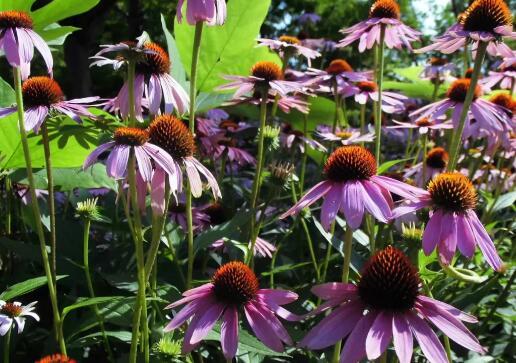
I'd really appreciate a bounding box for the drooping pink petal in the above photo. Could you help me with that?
[405,311,448,363]
[151,167,166,215]
[392,313,413,363]
[244,303,284,352]
[437,213,457,265]
[466,210,503,271]
[221,306,239,359]
[360,180,392,223]
[339,311,377,363]
[251,301,292,345]
[83,141,116,170]
[280,181,332,218]
[320,184,342,230]
[366,311,393,360]
[416,295,477,323]
[422,210,443,255]
[310,283,357,300]
[188,302,225,345]
[341,181,365,229]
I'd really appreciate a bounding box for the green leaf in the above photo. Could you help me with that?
[0,0,36,12]
[40,24,79,45]
[31,0,100,30]
[69,330,132,347]
[0,78,15,107]
[195,92,233,113]
[0,115,105,169]
[194,210,252,253]
[161,14,188,90]
[281,96,336,131]
[491,192,516,213]
[62,296,124,320]
[175,0,281,92]
[206,324,288,356]
[10,164,117,191]
[377,158,409,174]
[0,275,67,301]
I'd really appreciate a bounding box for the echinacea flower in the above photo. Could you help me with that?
[147,115,221,208]
[300,246,485,363]
[206,134,256,167]
[0,11,52,79]
[388,117,453,135]
[211,236,276,258]
[116,41,189,120]
[341,81,407,113]
[0,300,39,335]
[410,78,512,136]
[393,172,504,271]
[307,59,372,92]
[35,354,77,363]
[416,0,515,57]
[176,0,227,26]
[164,261,298,358]
[280,123,327,153]
[0,76,99,133]
[480,61,516,91]
[83,126,178,212]
[257,36,321,66]
[298,12,321,26]
[218,61,304,98]
[315,125,375,145]
[337,0,421,52]
[169,200,210,232]
[404,147,449,187]
[89,33,152,70]
[280,146,426,230]
[419,57,456,82]
[206,108,229,122]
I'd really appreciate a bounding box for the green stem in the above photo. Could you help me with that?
[374,25,386,166]
[41,123,57,288]
[185,21,204,289]
[127,60,136,127]
[82,219,114,362]
[3,327,11,363]
[447,41,488,171]
[13,67,65,354]
[6,177,12,235]
[439,261,485,284]
[332,78,341,133]
[321,222,336,282]
[432,77,441,102]
[290,180,320,281]
[360,103,366,135]
[299,114,309,194]
[128,155,147,363]
[246,91,269,266]
[421,133,428,187]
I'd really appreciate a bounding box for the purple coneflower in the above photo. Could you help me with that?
[0,11,52,79]
[416,0,514,57]
[211,236,276,258]
[205,108,229,122]
[176,0,227,26]
[147,115,221,206]
[164,261,298,358]
[89,34,152,70]
[480,59,516,91]
[280,146,425,230]
[337,0,421,52]
[257,36,321,66]
[404,147,449,187]
[411,78,512,136]
[315,125,375,145]
[393,172,504,271]
[307,59,372,91]
[300,246,485,363]
[169,200,210,232]
[419,57,456,83]
[342,81,407,113]
[388,116,453,135]
[83,126,177,212]
[298,12,321,26]
[280,123,327,153]
[0,300,39,335]
[207,134,256,167]
[0,76,99,133]
[218,61,304,98]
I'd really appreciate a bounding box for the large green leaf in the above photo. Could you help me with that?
[385,66,449,101]
[0,275,67,301]
[0,114,106,169]
[0,78,15,107]
[161,14,188,90]
[62,296,124,321]
[174,0,281,92]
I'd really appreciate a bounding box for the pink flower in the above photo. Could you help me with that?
[404,147,449,187]
[169,199,210,232]
[307,59,372,92]
[419,57,456,83]
[480,70,516,91]
[337,0,420,52]
[164,261,298,358]
[211,236,276,258]
[341,81,407,113]
[416,0,514,57]
[147,115,221,212]
[280,123,327,153]
[176,0,227,26]
[410,79,512,139]
[82,127,178,213]
[388,117,453,135]
[280,146,426,230]
[393,172,504,271]
[315,125,375,145]
[0,11,52,79]
[0,77,100,133]
[300,246,485,363]
[257,36,321,66]
[218,61,304,98]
